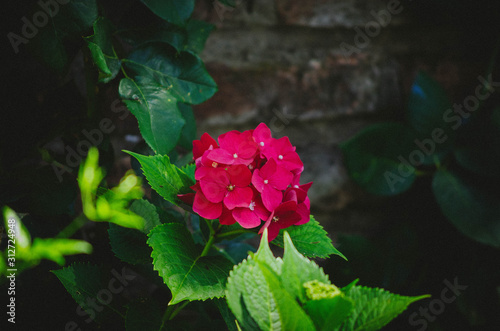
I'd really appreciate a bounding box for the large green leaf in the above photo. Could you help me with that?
[226,231,315,331]
[178,103,197,150]
[407,71,455,154]
[120,77,185,155]
[338,286,429,331]
[139,0,195,26]
[148,223,233,304]
[432,168,500,247]
[272,216,346,259]
[281,232,330,303]
[125,151,194,205]
[340,123,418,195]
[123,43,217,105]
[85,17,121,83]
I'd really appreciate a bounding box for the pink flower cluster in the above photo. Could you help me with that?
[180,123,311,241]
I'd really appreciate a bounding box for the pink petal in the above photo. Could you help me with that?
[259,157,277,179]
[233,208,261,228]
[295,203,310,225]
[193,133,218,159]
[253,123,272,148]
[193,191,222,219]
[208,148,236,164]
[200,168,229,203]
[224,186,253,210]
[266,222,281,242]
[251,169,266,192]
[269,165,293,190]
[262,186,282,212]
[281,151,304,172]
[227,165,252,187]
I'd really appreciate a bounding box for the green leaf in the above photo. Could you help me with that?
[131,199,162,234]
[303,281,354,331]
[85,17,121,83]
[255,229,283,274]
[272,216,346,259]
[29,238,92,265]
[125,298,163,331]
[340,123,418,195]
[281,232,330,303]
[148,223,233,304]
[140,0,195,26]
[119,77,185,155]
[178,103,197,150]
[125,151,194,205]
[214,299,239,331]
[432,168,500,247]
[407,71,455,156]
[117,25,186,52]
[123,43,217,105]
[185,20,216,54]
[338,286,429,331]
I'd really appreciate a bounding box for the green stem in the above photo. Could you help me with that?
[200,232,216,257]
[56,214,88,238]
[168,301,190,320]
[216,229,255,239]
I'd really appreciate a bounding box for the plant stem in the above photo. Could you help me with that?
[56,214,88,238]
[201,232,216,257]
[216,229,255,239]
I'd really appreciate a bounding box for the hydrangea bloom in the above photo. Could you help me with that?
[183,123,311,241]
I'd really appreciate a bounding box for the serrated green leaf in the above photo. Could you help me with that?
[273,216,346,259]
[432,168,500,247]
[140,0,195,26]
[185,20,215,54]
[123,43,217,105]
[281,232,330,303]
[148,223,233,304]
[340,123,418,195]
[120,77,185,155]
[29,238,92,265]
[255,229,282,274]
[339,286,429,331]
[304,295,354,331]
[125,151,194,205]
[85,17,121,83]
[130,199,162,234]
[125,298,163,331]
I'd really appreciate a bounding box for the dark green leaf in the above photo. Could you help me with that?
[125,151,194,205]
[340,123,418,195]
[120,77,185,155]
[123,43,217,105]
[214,299,239,331]
[139,0,195,26]
[85,17,121,83]
[338,286,429,331]
[148,223,233,304]
[432,168,500,247]
[273,216,346,259]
